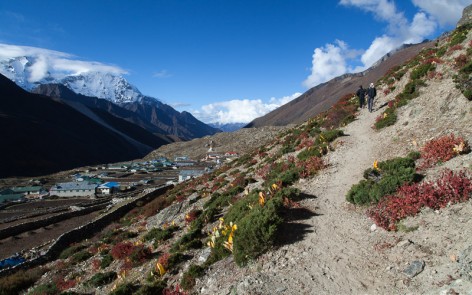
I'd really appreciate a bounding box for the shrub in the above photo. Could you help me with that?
[143,227,176,247]
[296,144,326,161]
[136,281,167,295]
[419,134,470,169]
[59,244,87,260]
[87,271,117,287]
[180,264,205,290]
[297,157,326,178]
[346,157,417,205]
[368,170,472,230]
[111,242,135,260]
[27,283,58,295]
[374,108,397,130]
[233,196,283,266]
[70,250,93,264]
[100,254,113,269]
[410,62,435,80]
[0,268,46,295]
[171,224,204,253]
[455,54,468,68]
[109,282,140,295]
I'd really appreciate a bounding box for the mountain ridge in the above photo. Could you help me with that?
[245,40,435,128]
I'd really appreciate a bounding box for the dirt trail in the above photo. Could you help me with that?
[199,107,403,294]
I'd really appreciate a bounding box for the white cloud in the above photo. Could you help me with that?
[153,69,172,78]
[0,43,126,82]
[193,92,302,124]
[302,40,361,88]
[303,0,461,89]
[412,0,471,26]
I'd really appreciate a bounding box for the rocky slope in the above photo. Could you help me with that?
[2,13,472,295]
[245,41,435,128]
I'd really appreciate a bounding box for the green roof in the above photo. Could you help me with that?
[0,194,25,203]
[11,186,42,193]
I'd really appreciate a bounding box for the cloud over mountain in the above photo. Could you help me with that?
[303,0,467,89]
[192,92,302,124]
[0,43,126,82]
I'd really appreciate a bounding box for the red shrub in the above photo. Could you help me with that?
[91,258,101,270]
[368,169,472,231]
[54,278,76,291]
[111,242,134,260]
[184,209,200,224]
[423,57,442,64]
[448,44,464,53]
[297,157,325,178]
[163,284,188,295]
[454,54,468,68]
[383,88,391,95]
[158,252,170,268]
[419,134,470,169]
[296,138,314,151]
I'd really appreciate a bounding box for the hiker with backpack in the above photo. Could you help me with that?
[356,85,366,109]
[367,82,377,112]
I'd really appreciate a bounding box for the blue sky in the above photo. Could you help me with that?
[0,0,470,123]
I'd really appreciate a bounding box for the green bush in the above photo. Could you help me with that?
[180,264,205,290]
[170,225,204,253]
[224,190,259,223]
[135,281,167,295]
[143,226,176,247]
[109,283,139,295]
[70,250,92,264]
[233,197,283,266]
[374,108,397,130]
[100,253,113,269]
[59,244,87,260]
[167,252,185,269]
[87,271,117,287]
[407,151,421,160]
[318,129,344,143]
[263,161,301,186]
[27,283,58,295]
[346,157,416,205]
[297,145,325,161]
[410,62,435,80]
[346,180,375,204]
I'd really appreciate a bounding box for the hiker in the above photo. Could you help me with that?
[356,85,366,108]
[367,82,377,112]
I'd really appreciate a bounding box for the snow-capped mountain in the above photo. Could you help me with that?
[0,56,144,103]
[209,122,246,132]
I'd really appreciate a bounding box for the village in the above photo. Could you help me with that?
[0,150,239,269]
[0,149,239,204]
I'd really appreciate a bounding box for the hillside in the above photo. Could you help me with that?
[0,75,148,178]
[144,125,291,161]
[246,41,435,128]
[1,18,472,295]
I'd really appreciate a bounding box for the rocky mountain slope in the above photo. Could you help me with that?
[0,60,221,141]
[245,41,435,128]
[2,12,472,295]
[0,74,154,178]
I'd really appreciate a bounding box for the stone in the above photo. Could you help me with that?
[370,224,377,232]
[403,260,425,278]
[198,247,212,263]
[397,240,412,248]
[459,245,472,282]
